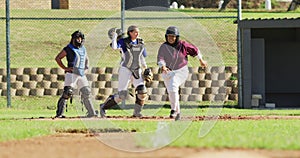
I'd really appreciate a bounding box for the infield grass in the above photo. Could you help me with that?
[1,8,300,150]
[1,96,300,150]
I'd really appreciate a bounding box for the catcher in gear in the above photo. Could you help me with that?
[54,30,97,118]
[157,26,207,121]
[99,25,150,118]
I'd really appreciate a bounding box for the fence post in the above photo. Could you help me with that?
[6,0,11,108]
[121,0,125,33]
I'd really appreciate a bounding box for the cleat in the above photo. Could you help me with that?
[175,113,181,121]
[133,104,143,118]
[100,104,106,118]
[86,114,97,118]
[169,110,177,118]
[55,115,66,118]
[133,113,143,118]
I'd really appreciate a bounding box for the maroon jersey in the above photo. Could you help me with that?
[157,40,199,70]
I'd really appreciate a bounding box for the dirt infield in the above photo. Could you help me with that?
[17,114,300,121]
[1,115,300,158]
[1,133,300,158]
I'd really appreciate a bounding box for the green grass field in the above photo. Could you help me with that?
[1,96,300,150]
[0,9,299,68]
[0,8,300,150]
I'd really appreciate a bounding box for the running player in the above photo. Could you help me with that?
[157,26,207,121]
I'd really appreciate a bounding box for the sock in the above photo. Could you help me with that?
[169,91,180,113]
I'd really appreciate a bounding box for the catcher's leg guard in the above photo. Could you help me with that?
[55,86,73,118]
[133,104,143,117]
[56,97,67,118]
[80,86,97,117]
[133,85,147,117]
[100,95,118,117]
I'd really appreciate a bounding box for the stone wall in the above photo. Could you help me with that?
[0,66,238,102]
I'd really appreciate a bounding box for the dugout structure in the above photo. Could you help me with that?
[239,18,300,108]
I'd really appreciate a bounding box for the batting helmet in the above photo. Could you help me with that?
[165,26,180,37]
[165,26,180,46]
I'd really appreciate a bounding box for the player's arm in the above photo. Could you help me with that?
[142,48,147,57]
[185,41,207,68]
[157,47,169,73]
[197,50,207,68]
[140,55,147,69]
[84,55,90,74]
[111,32,122,50]
[55,50,72,72]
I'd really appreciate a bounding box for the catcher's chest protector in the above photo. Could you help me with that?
[122,39,144,71]
[67,44,87,76]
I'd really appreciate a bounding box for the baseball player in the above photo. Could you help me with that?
[55,30,97,118]
[157,26,207,121]
[100,25,151,118]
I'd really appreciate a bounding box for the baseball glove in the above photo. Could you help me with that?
[143,68,153,83]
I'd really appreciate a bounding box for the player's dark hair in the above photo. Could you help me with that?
[127,25,138,37]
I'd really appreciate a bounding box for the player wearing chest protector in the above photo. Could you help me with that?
[55,30,97,118]
[100,25,148,118]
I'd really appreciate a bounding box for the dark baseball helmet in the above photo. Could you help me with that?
[165,26,180,37]
[71,30,85,47]
[165,26,180,46]
[71,30,85,39]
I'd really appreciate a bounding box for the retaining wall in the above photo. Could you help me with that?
[0,66,238,102]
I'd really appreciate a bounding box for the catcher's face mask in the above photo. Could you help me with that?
[108,28,123,40]
[71,30,85,47]
[73,37,83,47]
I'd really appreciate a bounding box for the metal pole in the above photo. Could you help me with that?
[238,0,242,20]
[237,0,242,108]
[121,0,125,33]
[5,0,11,108]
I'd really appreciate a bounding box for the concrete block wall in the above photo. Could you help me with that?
[0,66,238,102]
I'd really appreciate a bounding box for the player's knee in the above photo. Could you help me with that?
[62,86,73,99]
[80,86,91,99]
[135,85,147,105]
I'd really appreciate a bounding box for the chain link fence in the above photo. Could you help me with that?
[0,0,238,109]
